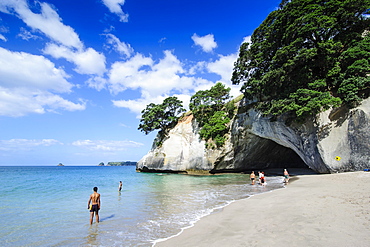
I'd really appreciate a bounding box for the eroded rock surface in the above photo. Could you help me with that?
[137,98,370,174]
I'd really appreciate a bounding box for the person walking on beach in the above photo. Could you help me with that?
[88,187,100,225]
[118,181,122,192]
[283,169,290,184]
[250,171,256,185]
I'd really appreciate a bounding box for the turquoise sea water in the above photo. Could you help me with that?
[0,166,285,246]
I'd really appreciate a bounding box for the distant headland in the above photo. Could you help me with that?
[98,161,137,166]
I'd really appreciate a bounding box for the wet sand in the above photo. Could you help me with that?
[155,171,370,247]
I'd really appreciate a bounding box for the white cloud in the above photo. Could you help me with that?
[207,53,241,97]
[102,0,129,22]
[188,61,207,75]
[44,43,106,75]
[112,93,193,118]
[18,27,40,40]
[0,47,86,117]
[0,87,86,117]
[108,50,196,96]
[108,53,153,94]
[207,53,238,83]
[0,23,8,41]
[242,35,252,44]
[112,96,166,116]
[0,47,71,92]
[72,48,106,75]
[191,33,217,53]
[0,0,83,49]
[105,33,134,58]
[109,51,217,116]
[1,0,106,76]
[159,37,167,43]
[0,139,62,151]
[86,76,108,91]
[72,139,143,151]
[0,33,6,41]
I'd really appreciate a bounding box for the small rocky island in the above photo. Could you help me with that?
[57,163,64,166]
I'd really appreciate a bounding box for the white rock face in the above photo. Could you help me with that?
[137,114,218,172]
[137,98,370,173]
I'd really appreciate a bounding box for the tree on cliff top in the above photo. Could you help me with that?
[138,96,186,135]
[189,82,232,126]
[189,82,234,148]
[232,0,370,121]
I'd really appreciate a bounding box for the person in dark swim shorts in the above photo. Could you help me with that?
[88,187,101,225]
[250,171,256,185]
[90,204,99,212]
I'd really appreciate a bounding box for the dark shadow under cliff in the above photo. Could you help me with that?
[212,136,309,173]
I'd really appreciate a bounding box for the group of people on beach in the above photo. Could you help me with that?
[249,169,290,186]
[88,171,291,225]
[249,171,266,186]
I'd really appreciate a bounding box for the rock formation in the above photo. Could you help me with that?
[137,97,370,174]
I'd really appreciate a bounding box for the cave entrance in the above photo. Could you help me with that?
[233,136,313,173]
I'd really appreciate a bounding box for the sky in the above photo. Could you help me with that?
[0,0,281,165]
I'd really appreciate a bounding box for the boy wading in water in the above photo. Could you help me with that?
[88,187,101,225]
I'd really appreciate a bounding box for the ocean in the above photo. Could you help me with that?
[0,166,285,246]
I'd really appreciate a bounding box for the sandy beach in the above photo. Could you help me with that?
[156,171,370,247]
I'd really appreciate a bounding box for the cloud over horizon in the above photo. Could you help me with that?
[72,139,143,151]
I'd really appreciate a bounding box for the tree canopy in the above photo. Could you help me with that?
[189,82,234,147]
[138,96,186,135]
[232,0,370,120]
[138,83,234,148]
[189,82,232,126]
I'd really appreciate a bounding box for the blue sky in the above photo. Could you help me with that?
[0,0,280,165]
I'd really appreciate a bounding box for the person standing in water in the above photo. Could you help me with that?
[88,187,101,225]
[260,172,266,186]
[258,171,263,184]
[250,171,256,185]
[118,181,122,192]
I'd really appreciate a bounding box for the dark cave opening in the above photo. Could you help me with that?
[241,138,308,169]
[213,136,314,174]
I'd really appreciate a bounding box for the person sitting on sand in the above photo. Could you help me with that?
[250,171,256,185]
[88,187,101,225]
[283,169,290,184]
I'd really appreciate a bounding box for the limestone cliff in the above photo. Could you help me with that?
[137,97,370,174]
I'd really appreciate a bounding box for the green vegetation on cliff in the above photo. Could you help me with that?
[190,82,235,148]
[138,83,237,148]
[232,0,370,121]
[138,96,186,135]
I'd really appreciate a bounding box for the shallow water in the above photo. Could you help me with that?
[0,166,285,246]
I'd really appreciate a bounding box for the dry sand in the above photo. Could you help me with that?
[155,171,370,247]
